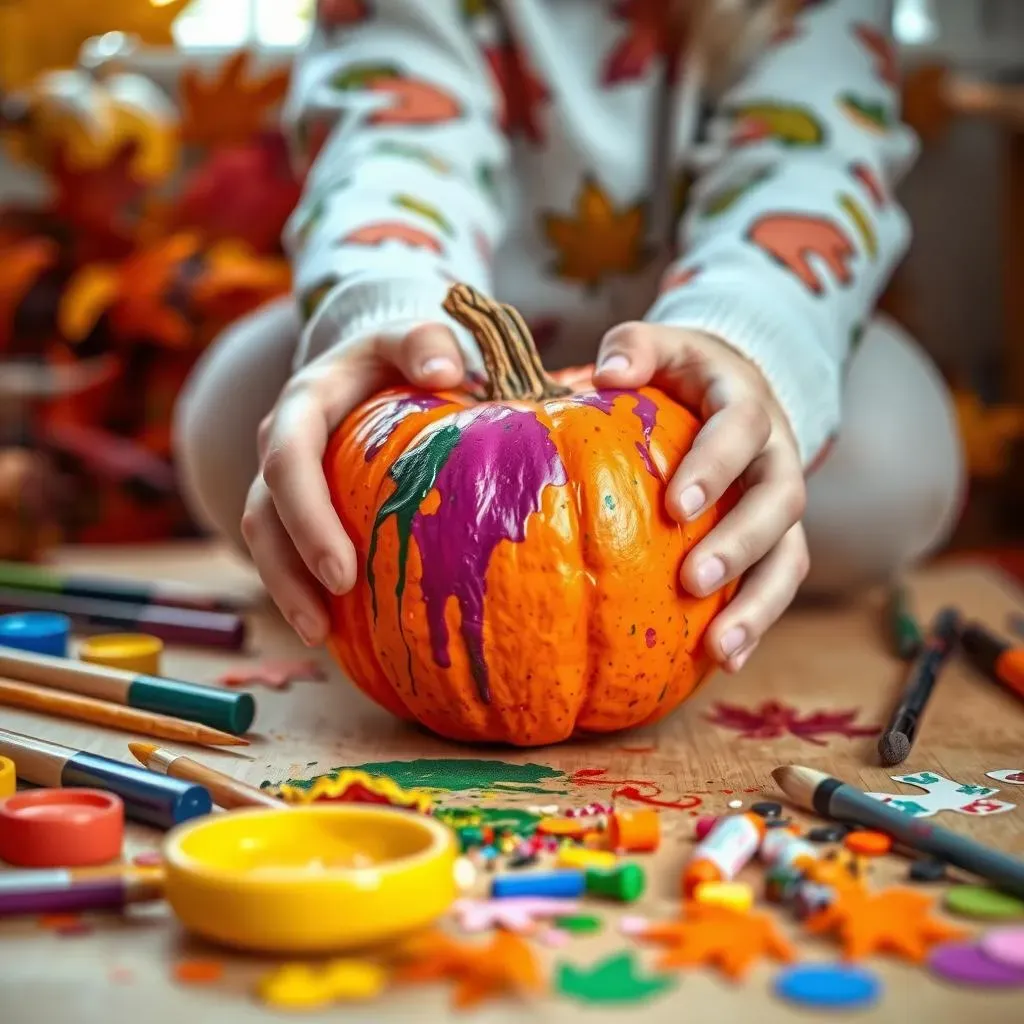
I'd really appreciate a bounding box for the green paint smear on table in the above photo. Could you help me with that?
[272,758,567,795]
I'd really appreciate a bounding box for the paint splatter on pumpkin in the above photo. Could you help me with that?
[323,284,737,745]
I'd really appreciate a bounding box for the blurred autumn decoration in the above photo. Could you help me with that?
[0,34,298,554]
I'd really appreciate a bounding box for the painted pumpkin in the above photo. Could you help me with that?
[323,284,737,746]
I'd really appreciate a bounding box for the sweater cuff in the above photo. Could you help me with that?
[646,280,840,467]
[295,276,484,374]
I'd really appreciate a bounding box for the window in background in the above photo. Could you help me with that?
[173,0,312,48]
[174,0,942,51]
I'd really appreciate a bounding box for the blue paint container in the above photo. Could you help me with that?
[0,612,70,657]
[491,869,586,899]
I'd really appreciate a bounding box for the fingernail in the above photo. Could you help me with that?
[696,556,726,593]
[679,485,706,519]
[719,625,747,657]
[597,354,630,374]
[421,356,457,378]
[318,556,345,594]
[290,612,319,646]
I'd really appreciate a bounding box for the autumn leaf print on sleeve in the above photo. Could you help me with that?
[283,0,508,368]
[645,0,917,467]
[746,212,857,294]
[541,176,648,289]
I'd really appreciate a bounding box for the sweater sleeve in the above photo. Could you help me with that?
[282,0,508,371]
[645,0,918,466]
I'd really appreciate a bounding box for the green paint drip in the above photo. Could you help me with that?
[277,758,565,796]
[367,424,461,621]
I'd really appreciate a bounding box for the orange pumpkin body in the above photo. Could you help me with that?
[324,360,737,746]
[323,285,736,746]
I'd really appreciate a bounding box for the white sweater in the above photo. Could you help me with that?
[284,0,917,466]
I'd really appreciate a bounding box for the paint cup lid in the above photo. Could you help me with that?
[80,633,163,675]
[0,612,70,657]
[0,756,14,798]
[0,788,124,868]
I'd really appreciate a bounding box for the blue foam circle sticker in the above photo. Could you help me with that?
[774,963,881,1009]
[0,612,70,657]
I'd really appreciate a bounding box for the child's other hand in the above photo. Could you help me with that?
[593,323,808,672]
[242,324,465,645]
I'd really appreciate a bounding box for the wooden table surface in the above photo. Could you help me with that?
[2,544,1024,1023]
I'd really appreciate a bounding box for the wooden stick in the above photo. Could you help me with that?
[0,677,247,747]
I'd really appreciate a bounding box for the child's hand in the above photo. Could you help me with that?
[242,324,465,645]
[593,323,809,672]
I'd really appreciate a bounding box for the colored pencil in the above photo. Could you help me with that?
[0,646,254,735]
[0,865,164,918]
[0,560,255,613]
[960,622,1024,704]
[0,586,245,650]
[0,677,246,747]
[884,583,924,660]
[877,606,960,766]
[129,742,281,810]
[772,765,1024,899]
[0,729,212,829]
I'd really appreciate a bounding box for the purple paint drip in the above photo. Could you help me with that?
[409,406,567,702]
[575,390,660,476]
[645,628,657,648]
[363,394,447,462]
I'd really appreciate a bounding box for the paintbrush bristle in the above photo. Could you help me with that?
[771,765,830,810]
[128,741,158,764]
[878,731,911,766]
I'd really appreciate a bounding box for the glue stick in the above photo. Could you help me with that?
[682,812,765,897]
[759,827,820,872]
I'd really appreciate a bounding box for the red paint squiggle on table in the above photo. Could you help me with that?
[569,769,702,811]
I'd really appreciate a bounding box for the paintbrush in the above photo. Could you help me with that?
[772,765,1024,899]
[129,742,281,810]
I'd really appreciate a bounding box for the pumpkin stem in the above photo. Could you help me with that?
[443,283,570,401]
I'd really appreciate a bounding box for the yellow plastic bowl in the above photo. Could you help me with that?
[162,806,457,953]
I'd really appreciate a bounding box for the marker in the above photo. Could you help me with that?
[682,812,766,896]
[0,560,253,612]
[772,765,1024,899]
[129,743,281,810]
[877,606,960,766]
[0,646,254,735]
[0,587,245,650]
[960,622,1024,704]
[491,870,586,899]
[0,729,212,829]
[0,865,164,918]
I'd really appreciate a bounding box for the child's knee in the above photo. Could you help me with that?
[801,316,965,597]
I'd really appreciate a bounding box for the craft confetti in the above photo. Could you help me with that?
[640,904,796,979]
[865,772,1016,818]
[981,927,1024,969]
[804,887,967,961]
[173,959,225,986]
[944,886,1024,920]
[775,963,882,1010]
[217,658,327,689]
[556,951,676,1005]
[928,942,1024,987]
[258,960,388,1009]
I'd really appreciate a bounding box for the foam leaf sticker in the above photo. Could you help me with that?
[557,951,675,1005]
[180,51,290,148]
